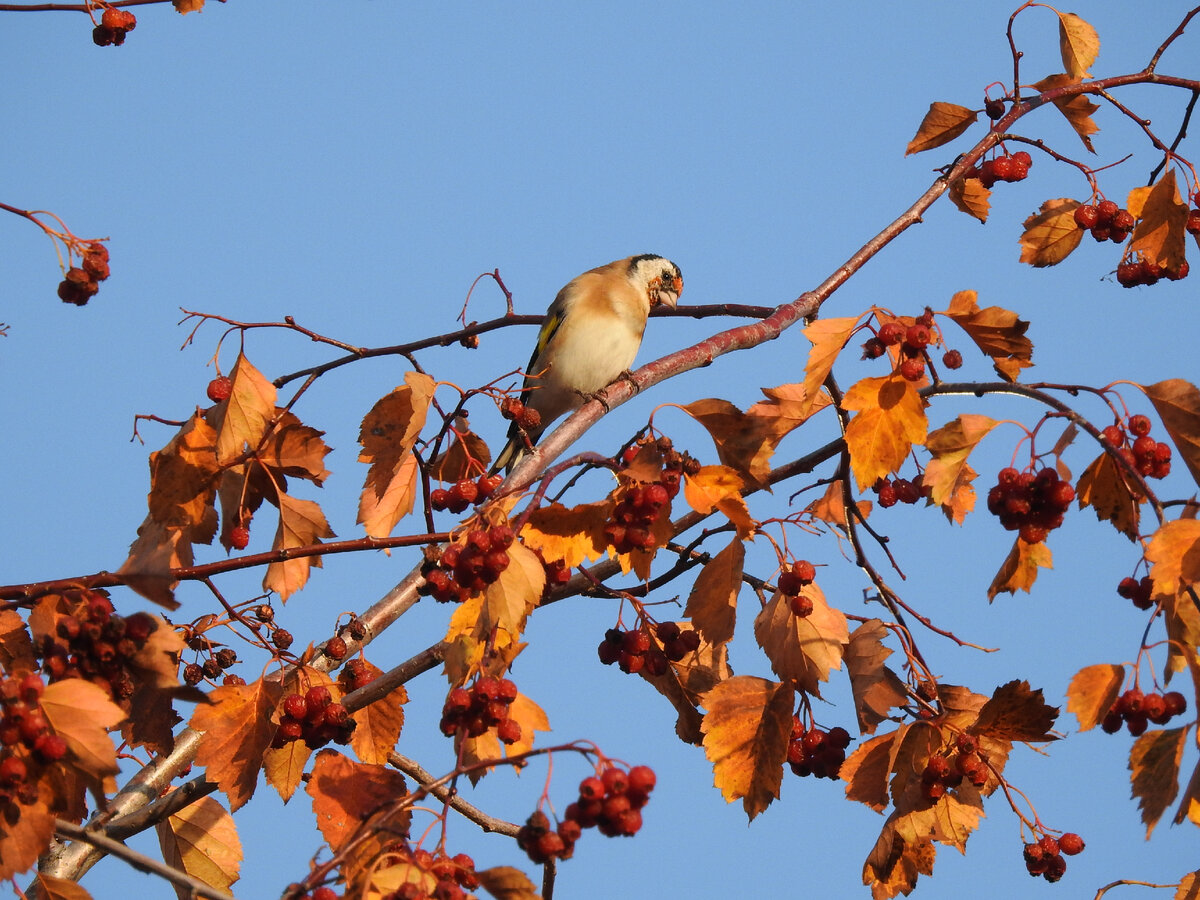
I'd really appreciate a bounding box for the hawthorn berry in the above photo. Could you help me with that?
[229,525,250,550]
[942,348,963,369]
[1073,204,1100,229]
[207,376,233,403]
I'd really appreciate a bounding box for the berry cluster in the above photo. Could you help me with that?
[419,524,516,603]
[985,466,1075,544]
[968,150,1033,188]
[499,396,542,436]
[1,672,69,810]
[1101,687,1187,736]
[1116,255,1189,286]
[778,560,817,617]
[182,646,240,686]
[430,473,504,514]
[597,621,700,675]
[787,717,851,779]
[604,482,673,554]
[860,310,949,383]
[1102,415,1172,480]
[1116,574,1155,610]
[1023,832,1084,883]
[439,676,522,745]
[519,764,657,864]
[873,474,928,509]
[272,685,355,750]
[338,657,375,693]
[57,242,111,306]
[93,6,137,45]
[376,848,479,900]
[36,590,157,703]
[919,734,989,800]
[1073,199,1135,243]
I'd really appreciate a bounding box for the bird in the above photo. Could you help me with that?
[491,254,683,474]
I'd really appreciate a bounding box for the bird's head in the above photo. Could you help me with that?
[629,254,683,309]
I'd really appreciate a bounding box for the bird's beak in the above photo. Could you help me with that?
[653,276,682,309]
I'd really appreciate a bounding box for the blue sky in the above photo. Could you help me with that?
[3,1,1199,898]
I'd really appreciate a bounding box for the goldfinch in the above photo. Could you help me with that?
[492,254,683,473]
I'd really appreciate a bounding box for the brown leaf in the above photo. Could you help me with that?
[1130,727,1187,838]
[801,317,861,415]
[1130,168,1189,273]
[753,583,849,696]
[862,819,936,899]
[1034,74,1100,152]
[307,749,409,852]
[846,620,909,734]
[117,518,190,609]
[948,175,991,222]
[431,424,492,482]
[476,866,540,900]
[683,538,744,647]
[1019,197,1085,267]
[971,680,1058,743]
[214,353,278,465]
[905,102,978,155]
[683,465,756,539]
[0,609,36,674]
[349,661,408,766]
[0,784,56,881]
[1066,663,1124,732]
[1175,761,1200,827]
[264,493,336,600]
[357,373,436,536]
[147,413,220,542]
[805,479,872,529]
[1076,451,1142,540]
[1144,379,1200,488]
[34,875,93,900]
[700,676,793,819]
[191,680,282,811]
[260,411,332,486]
[1057,12,1100,79]
[638,626,731,745]
[40,678,126,780]
[987,537,1053,600]
[842,730,897,811]
[155,794,242,895]
[520,500,610,568]
[842,375,928,490]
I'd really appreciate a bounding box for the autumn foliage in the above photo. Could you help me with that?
[5,3,1200,900]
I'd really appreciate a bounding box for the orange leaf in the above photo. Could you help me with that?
[1034,74,1100,152]
[801,316,862,415]
[805,478,872,529]
[841,730,897,811]
[683,537,744,647]
[924,414,998,511]
[638,625,730,745]
[307,749,409,852]
[358,373,436,536]
[842,375,928,490]
[357,452,419,540]
[264,493,336,600]
[476,866,540,900]
[1076,451,1141,540]
[482,541,546,635]
[155,794,242,894]
[40,678,126,780]
[260,411,332,485]
[0,791,56,881]
[1175,763,1200,828]
[748,381,833,434]
[681,399,777,490]
[700,675,793,819]
[173,0,204,11]
[117,519,190,609]
[1143,379,1200,488]
[987,537,1053,600]
[520,500,610,568]
[498,691,550,759]
[33,876,93,900]
[1057,12,1099,79]
[753,583,849,696]
[971,680,1058,743]
[1067,663,1124,732]
[846,620,910,735]
[905,102,978,155]
[431,424,492,482]
[862,819,936,899]
[1130,727,1187,838]
[1146,519,1200,596]
[1019,197,1084,267]
[214,353,278,465]
[348,661,408,766]
[683,465,756,538]
[949,176,991,222]
[264,735,312,804]
[147,412,220,543]
[894,788,983,852]
[191,680,282,811]
[1130,168,1189,273]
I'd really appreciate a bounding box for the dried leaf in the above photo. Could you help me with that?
[1019,197,1084,267]
[842,375,928,490]
[987,537,1053,600]
[1129,168,1189,273]
[191,680,283,811]
[801,317,861,415]
[1034,74,1100,152]
[862,818,936,899]
[155,794,242,896]
[0,786,56,881]
[971,680,1058,743]
[520,500,609,567]
[754,583,849,696]
[949,175,991,222]
[260,411,332,486]
[264,493,336,600]
[1146,519,1200,596]
[34,875,93,900]
[0,609,36,674]
[40,679,126,780]
[349,661,408,766]
[1076,451,1142,540]
[1175,761,1200,827]
[431,423,492,482]
[683,538,744,647]
[1058,12,1099,79]
[683,465,756,538]
[805,478,872,529]
[476,866,540,900]
[846,620,910,734]
[1067,663,1124,732]
[924,414,998,518]
[117,518,190,609]
[638,627,731,745]
[842,730,897,811]
[147,413,220,542]
[905,102,978,155]
[307,749,409,852]
[1130,727,1186,838]
[1144,379,1200,488]
[700,676,793,819]
[357,373,436,536]
[214,353,277,465]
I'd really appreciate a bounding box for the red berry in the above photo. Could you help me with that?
[1073,204,1100,229]
[1101,424,1126,447]
[1112,209,1136,231]
[579,775,605,799]
[1127,415,1152,437]
[942,348,963,369]
[601,766,629,796]
[792,560,816,584]
[1096,199,1119,223]
[229,525,250,550]
[34,733,68,762]
[904,324,931,351]
[1187,209,1200,235]
[877,322,905,346]
[305,685,332,710]
[496,717,522,744]
[627,764,656,794]
[788,593,814,617]
[324,636,347,660]
[990,155,1016,181]
[898,357,925,382]
[1058,832,1084,855]
[207,376,233,403]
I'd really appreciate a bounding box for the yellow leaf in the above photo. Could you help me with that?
[987,537,1052,600]
[1130,169,1189,273]
[948,175,991,223]
[264,735,312,803]
[1067,663,1124,732]
[520,500,609,567]
[214,353,278,465]
[155,795,243,894]
[1034,74,1100,152]
[1019,197,1084,267]
[801,316,862,415]
[1130,727,1186,838]
[923,414,998,507]
[700,676,793,819]
[482,541,546,634]
[1144,379,1200,489]
[905,102,978,155]
[683,537,744,647]
[753,583,849,696]
[1146,519,1200,596]
[1058,12,1100,80]
[40,679,126,780]
[264,493,336,600]
[842,375,928,491]
[357,452,419,538]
